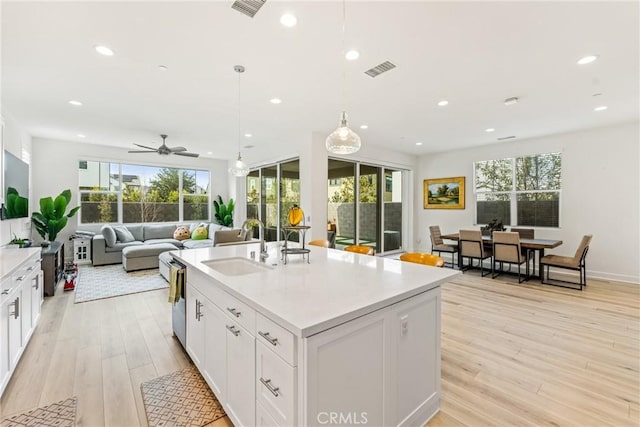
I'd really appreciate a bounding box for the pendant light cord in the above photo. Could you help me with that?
[341,0,347,114]
[237,69,241,158]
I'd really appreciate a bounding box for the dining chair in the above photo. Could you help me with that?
[492,231,532,283]
[399,253,445,267]
[540,235,592,290]
[344,245,375,256]
[308,239,330,248]
[459,229,492,277]
[429,225,458,268]
[510,227,535,261]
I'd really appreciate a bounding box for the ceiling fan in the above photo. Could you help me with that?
[128,134,199,157]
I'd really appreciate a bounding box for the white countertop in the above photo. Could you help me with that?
[172,243,460,337]
[0,247,41,280]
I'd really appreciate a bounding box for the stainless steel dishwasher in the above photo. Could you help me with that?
[170,259,186,349]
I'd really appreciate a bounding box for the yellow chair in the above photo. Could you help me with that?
[344,245,375,256]
[400,253,445,267]
[308,239,330,248]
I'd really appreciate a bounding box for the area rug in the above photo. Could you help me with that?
[141,366,226,427]
[75,265,168,303]
[0,397,77,427]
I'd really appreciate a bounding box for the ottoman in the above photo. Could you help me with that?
[122,243,178,272]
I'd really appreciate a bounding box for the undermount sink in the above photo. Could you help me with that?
[201,257,272,276]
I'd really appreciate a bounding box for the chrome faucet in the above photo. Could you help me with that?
[240,219,269,262]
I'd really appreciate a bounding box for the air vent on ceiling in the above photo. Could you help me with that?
[364,61,396,78]
[231,0,266,18]
[497,135,516,141]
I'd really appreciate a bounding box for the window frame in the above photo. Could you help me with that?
[78,160,211,224]
[473,153,562,229]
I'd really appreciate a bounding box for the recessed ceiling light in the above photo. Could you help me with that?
[416,142,423,146]
[345,50,360,60]
[158,65,168,71]
[244,133,253,138]
[594,105,608,111]
[360,125,368,129]
[270,98,282,104]
[77,134,86,138]
[485,128,496,133]
[437,100,449,107]
[69,100,83,106]
[504,97,519,106]
[244,145,255,149]
[207,151,213,155]
[577,55,598,65]
[280,13,297,27]
[95,45,114,56]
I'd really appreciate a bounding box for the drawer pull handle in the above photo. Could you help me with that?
[260,378,280,397]
[196,300,204,321]
[227,307,241,318]
[9,297,19,319]
[27,266,34,271]
[1,288,12,295]
[226,325,241,336]
[258,331,279,346]
[16,275,26,281]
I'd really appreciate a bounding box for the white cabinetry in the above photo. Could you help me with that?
[184,265,442,427]
[186,270,256,427]
[0,250,42,397]
[304,288,440,426]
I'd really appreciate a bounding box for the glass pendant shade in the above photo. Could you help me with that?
[325,111,361,154]
[229,152,249,177]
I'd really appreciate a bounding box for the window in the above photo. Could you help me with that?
[474,152,561,227]
[79,161,210,224]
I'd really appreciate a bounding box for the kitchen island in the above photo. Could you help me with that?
[172,243,460,427]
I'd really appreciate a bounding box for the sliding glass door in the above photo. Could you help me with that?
[327,159,404,254]
[246,158,300,243]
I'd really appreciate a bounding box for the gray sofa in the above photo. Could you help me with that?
[92,222,251,266]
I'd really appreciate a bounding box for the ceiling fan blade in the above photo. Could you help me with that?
[134,143,159,150]
[128,150,157,153]
[168,146,187,152]
[174,151,200,158]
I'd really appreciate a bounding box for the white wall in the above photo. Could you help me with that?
[0,108,32,245]
[414,121,640,283]
[30,137,230,259]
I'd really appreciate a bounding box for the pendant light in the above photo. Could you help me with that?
[325,0,361,155]
[229,65,250,177]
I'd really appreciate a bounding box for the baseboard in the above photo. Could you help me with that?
[547,268,639,285]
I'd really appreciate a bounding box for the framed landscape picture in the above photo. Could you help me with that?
[424,176,465,209]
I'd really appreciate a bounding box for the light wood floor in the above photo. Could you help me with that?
[0,271,638,426]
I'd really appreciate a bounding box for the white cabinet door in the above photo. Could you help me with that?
[203,303,228,400]
[30,271,43,328]
[8,289,22,369]
[19,275,32,346]
[186,285,206,369]
[0,297,10,393]
[393,290,440,426]
[225,321,255,427]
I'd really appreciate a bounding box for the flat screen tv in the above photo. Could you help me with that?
[2,149,30,219]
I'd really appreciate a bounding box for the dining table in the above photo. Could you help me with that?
[440,232,563,279]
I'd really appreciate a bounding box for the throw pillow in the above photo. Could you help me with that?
[114,225,136,243]
[174,226,191,241]
[191,226,208,240]
[101,224,117,247]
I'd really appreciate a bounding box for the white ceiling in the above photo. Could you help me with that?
[2,1,638,163]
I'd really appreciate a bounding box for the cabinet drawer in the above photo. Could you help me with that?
[256,313,296,366]
[256,341,296,427]
[218,291,255,335]
[256,401,280,427]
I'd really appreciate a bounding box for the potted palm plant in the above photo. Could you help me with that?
[31,189,80,245]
